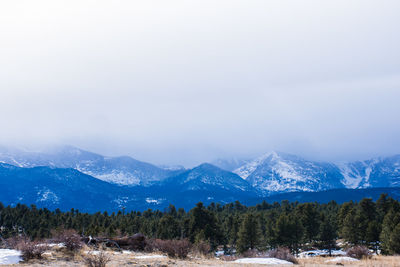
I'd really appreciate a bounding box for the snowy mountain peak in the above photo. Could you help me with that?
[233,151,286,180]
[233,151,344,195]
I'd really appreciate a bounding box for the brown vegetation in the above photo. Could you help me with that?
[144,238,192,258]
[84,250,111,267]
[16,239,48,261]
[55,229,83,252]
[268,247,298,264]
[346,245,372,260]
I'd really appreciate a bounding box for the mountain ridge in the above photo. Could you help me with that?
[2,145,400,205]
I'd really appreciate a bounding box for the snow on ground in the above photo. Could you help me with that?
[234,258,293,265]
[134,255,167,259]
[42,243,65,248]
[325,256,359,262]
[0,249,22,265]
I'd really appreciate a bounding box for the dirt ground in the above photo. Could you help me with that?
[4,248,400,267]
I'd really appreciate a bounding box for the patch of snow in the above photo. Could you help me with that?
[36,188,59,203]
[234,152,277,179]
[112,250,132,255]
[337,163,363,189]
[135,255,166,259]
[215,250,224,257]
[364,166,372,187]
[234,257,293,265]
[81,170,141,186]
[325,256,359,262]
[0,249,22,265]
[145,198,163,204]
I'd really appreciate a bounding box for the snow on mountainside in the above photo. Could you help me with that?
[233,151,344,195]
[148,163,260,207]
[338,155,400,188]
[164,163,256,193]
[0,146,180,186]
[233,151,400,195]
[1,145,400,196]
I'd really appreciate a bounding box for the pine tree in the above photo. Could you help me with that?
[189,202,222,248]
[296,203,320,243]
[380,209,400,254]
[157,215,180,239]
[388,223,400,254]
[237,213,261,253]
[319,214,336,255]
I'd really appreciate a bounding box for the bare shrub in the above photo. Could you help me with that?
[346,245,372,259]
[17,240,48,261]
[192,240,211,257]
[148,239,191,259]
[84,251,111,267]
[55,229,83,252]
[144,238,159,252]
[268,247,298,264]
[172,239,192,259]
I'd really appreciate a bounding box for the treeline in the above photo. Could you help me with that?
[1,194,400,255]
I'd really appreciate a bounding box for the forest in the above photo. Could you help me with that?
[1,194,400,255]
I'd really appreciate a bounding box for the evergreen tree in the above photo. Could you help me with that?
[318,214,336,255]
[157,215,180,240]
[296,203,319,243]
[237,213,261,253]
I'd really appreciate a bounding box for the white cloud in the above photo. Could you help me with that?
[0,1,399,166]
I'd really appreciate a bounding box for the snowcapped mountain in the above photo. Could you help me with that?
[233,151,344,195]
[147,163,260,207]
[2,145,400,203]
[0,162,260,211]
[0,146,182,186]
[162,163,256,193]
[233,151,400,195]
[2,146,400,211]
[338,155,400,188]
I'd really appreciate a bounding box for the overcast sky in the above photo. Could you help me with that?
[1,1,400,166]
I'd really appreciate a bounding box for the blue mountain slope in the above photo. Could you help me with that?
[0,163,259,211]
[139,163,260,209]
[1,162,400,212]
[0,146,183,186]
[0,163,135,212]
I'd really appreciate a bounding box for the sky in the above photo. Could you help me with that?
[0,1,400,167]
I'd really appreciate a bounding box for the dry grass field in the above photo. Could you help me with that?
[2,246,400,267]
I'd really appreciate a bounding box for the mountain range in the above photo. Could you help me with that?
[1,146,400,211]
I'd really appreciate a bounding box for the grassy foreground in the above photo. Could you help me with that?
[4,245,400,267]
